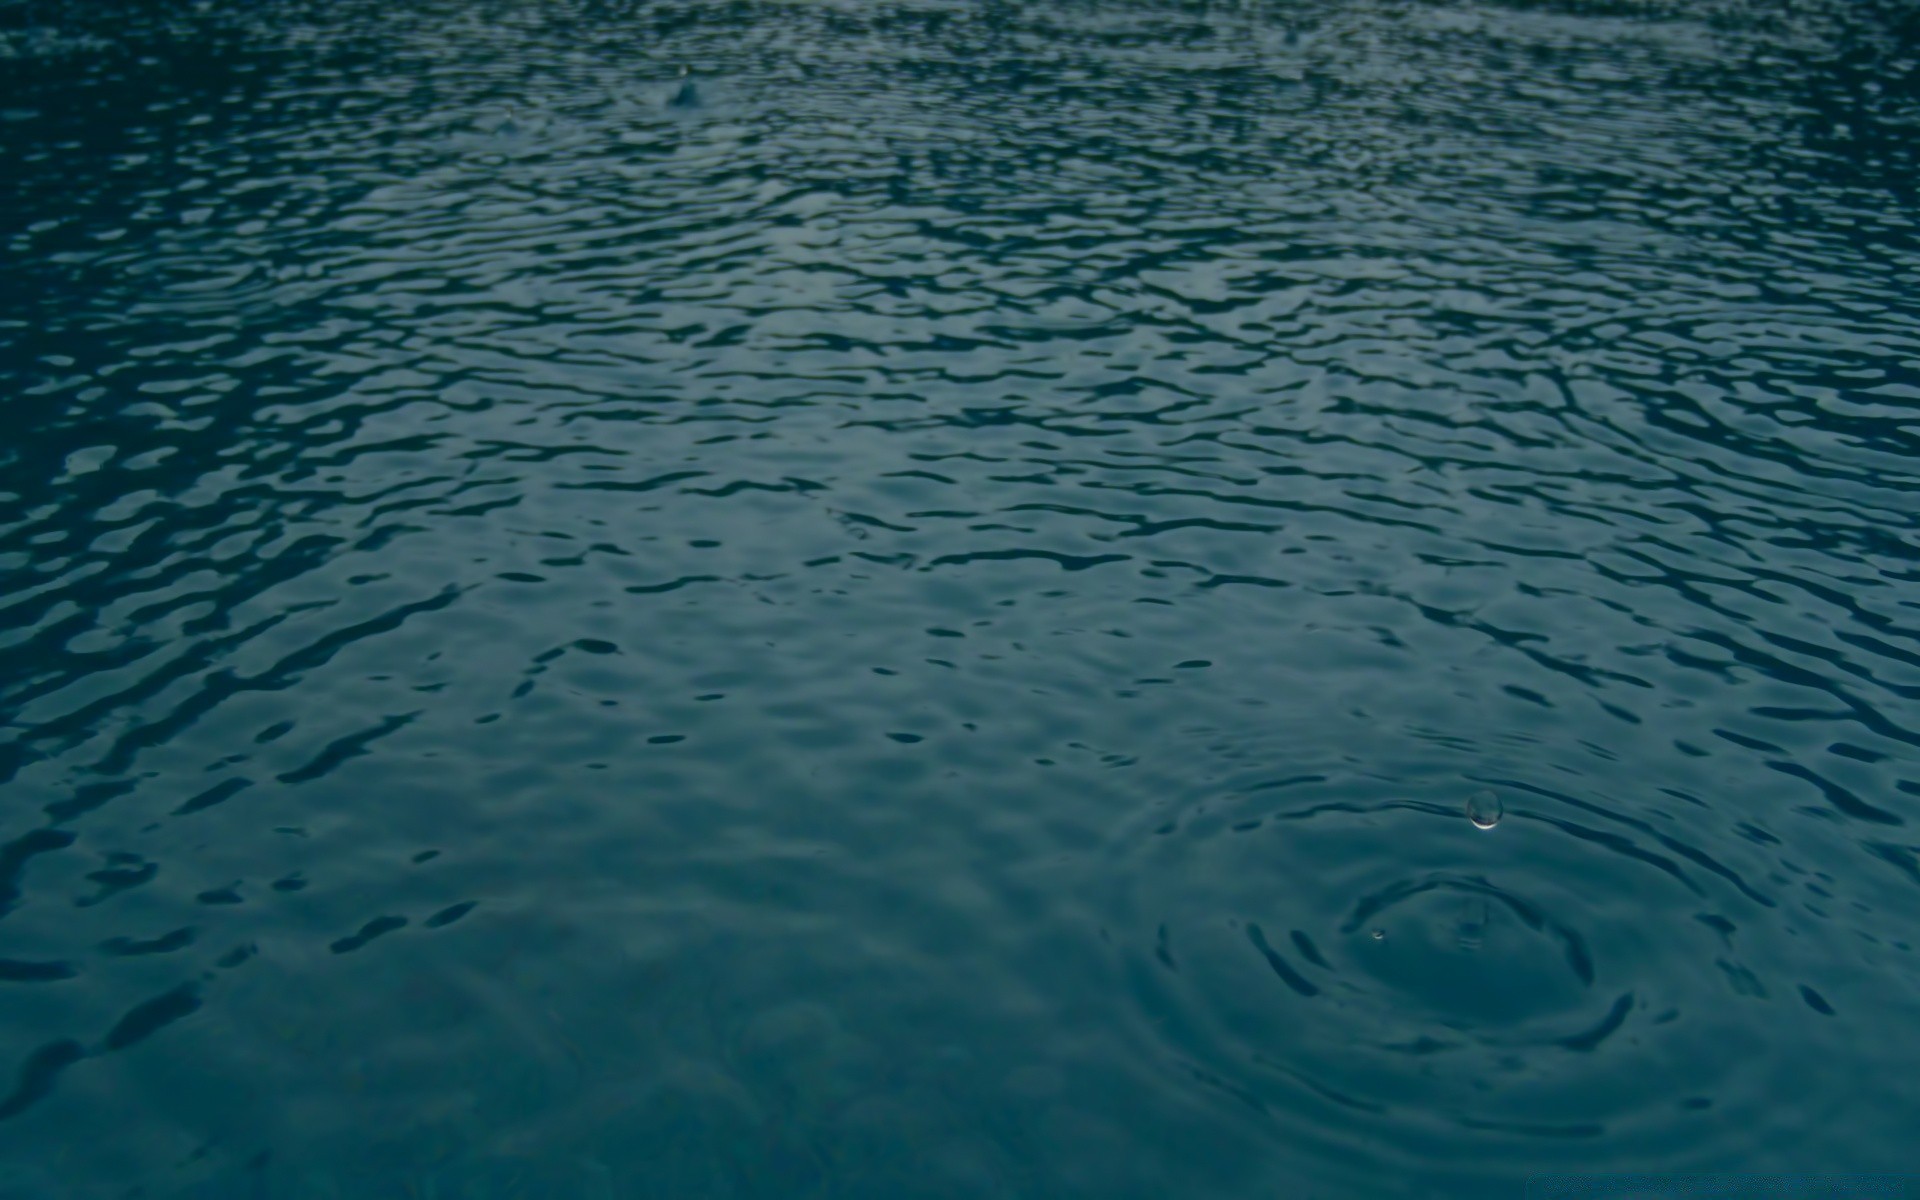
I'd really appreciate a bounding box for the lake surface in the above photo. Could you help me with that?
[3,0,1919,1195]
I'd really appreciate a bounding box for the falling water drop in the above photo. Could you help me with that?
[1467,789,1502,830]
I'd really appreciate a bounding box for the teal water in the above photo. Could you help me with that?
[3,0,1919,1195]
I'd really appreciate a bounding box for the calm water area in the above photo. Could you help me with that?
[3,0,1920,1195]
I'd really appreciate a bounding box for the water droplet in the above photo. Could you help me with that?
[1370,928,1386,941]
[1467,789,1502,830]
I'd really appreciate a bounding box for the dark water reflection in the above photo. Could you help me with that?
[3,0,1919,1195]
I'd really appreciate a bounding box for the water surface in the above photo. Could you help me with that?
[3,0,1919,1195]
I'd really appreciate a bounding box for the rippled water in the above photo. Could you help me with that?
[4,0,1920,1194]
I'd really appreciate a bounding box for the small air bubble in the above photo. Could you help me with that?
[1467,789,1503,830]
[1370,928,1386,941]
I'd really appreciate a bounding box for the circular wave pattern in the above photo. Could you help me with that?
[1105,760,1851,1192]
